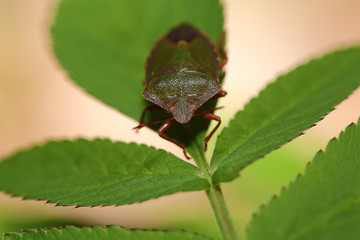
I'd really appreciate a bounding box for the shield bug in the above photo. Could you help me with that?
[134,23,227,159]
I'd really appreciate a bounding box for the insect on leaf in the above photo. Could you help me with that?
[135,24,226,159]
[51,0,223,120]
[51,0,225,160]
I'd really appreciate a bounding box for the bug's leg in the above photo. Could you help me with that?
[194,107,223,116]
[195,112,221,151]
[139,105,163,124]
[194,91,225,150]
[158,120,191,160]
[193,93,225,118]
[218,56,227,70]
[217,31,228,70]
[209,90,227,101]
[134,105,163,131]
[133,117,172,130]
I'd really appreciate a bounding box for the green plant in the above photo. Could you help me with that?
[1,0,360,239]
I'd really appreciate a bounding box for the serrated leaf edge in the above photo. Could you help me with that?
[211,46,360,181]
[246,118,359,233]
[0,138,209,207]
[1,225,213,240]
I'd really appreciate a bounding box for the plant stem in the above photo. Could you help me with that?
[206,184,239,240]
[189,139,211,177]
[186,131,238,240]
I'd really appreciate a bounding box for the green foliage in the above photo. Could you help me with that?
[51,0,224,159]
[1,0,360,239]
[0,213,79,236]
[51,0,223,121]
[247,117,360,240]
[0,226,210,240]
[211,47,360,183]
[0,139,209,206]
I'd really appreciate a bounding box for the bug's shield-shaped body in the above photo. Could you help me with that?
[143,24,221,123]
[135,24,226,159]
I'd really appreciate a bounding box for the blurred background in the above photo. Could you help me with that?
[0,0,360,239]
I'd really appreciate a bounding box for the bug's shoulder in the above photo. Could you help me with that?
[145,24,220,87]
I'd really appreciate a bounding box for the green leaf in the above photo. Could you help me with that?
[1,225,211,240]
[211,46,360,183]
[51,0,223,121]
[51,0,224,160]
[247,118,360,240]
[0,139,209,206]
[0,219,80,237]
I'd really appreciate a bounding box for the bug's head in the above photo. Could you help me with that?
[142,72,221,124]
[169,99,197,124]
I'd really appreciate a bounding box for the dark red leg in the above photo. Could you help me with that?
[134,105,163,131]
[218,57,227,70]
[158,120,191,160]
[133,117,174,130]
[217,31,228,70]
[192,90,225,150]
[194,106,223,115]
[194,112,221,151]
[209,90,227,101]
